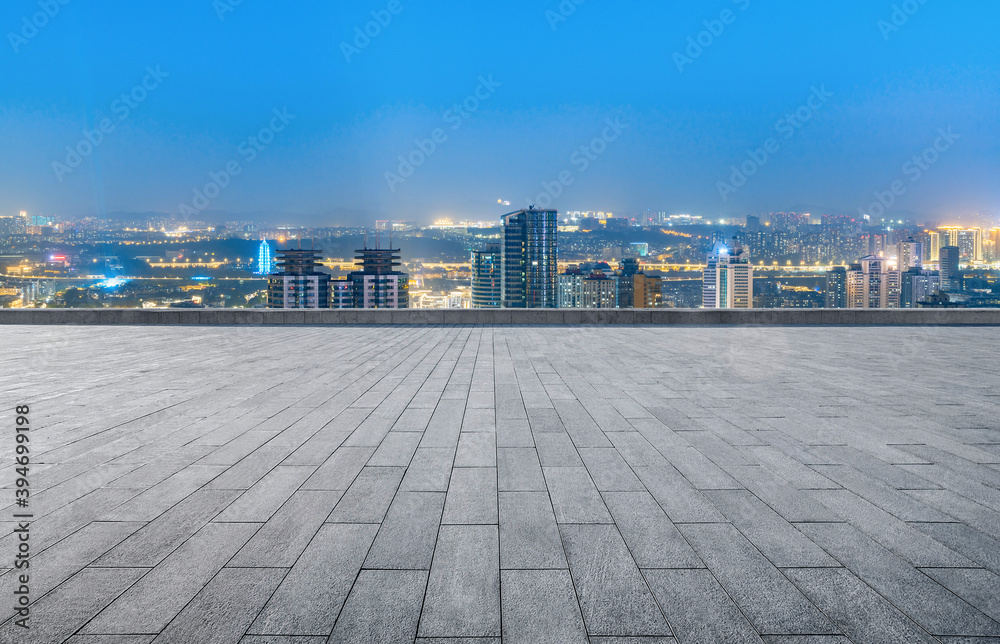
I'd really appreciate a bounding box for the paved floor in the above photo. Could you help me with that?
[1,325,999,644]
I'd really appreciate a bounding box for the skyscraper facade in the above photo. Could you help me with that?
[267,248,331,309]
[703,244,753,309]
[617,258,640,309]
[940,246,961,292]
[928,231,941,262]
[846,255,900,308]
[471,244,502,309]
[501,208,558,308]
[825,266,848,308]
[896,238,923,271]
[557,270,617,308]
[346,246,409,309]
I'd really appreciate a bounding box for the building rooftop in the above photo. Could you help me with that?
[2,324,999,642]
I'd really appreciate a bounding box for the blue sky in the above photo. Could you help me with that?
[1,0,998,225]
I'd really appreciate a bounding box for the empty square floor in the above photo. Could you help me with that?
[1,324,999,643]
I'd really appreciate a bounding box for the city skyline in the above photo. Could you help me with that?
[2,1,998,225]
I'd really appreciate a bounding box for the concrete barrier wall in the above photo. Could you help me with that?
[1,308,999,325]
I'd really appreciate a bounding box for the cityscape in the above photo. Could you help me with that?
[2,1,999,643]
[2,208,998,311]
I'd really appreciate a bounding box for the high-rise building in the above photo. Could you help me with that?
[471,244,502,309]
[558,269,617,308]
[956,229,982,262]
[990,228,1000,262]
[703,244,753,309]
[557,270,584,309]
[928,231,941,262]
[900,268,941,308]
[632,274,663,308]
[255,240,276,275]
[939,246,961,292]
[847,255,900,308]
[825,266,848,308]
[896,238,923,271]
[344,246,409,309]
[501,208,558,308]
[617,258,640,309]
[267,248,331,309]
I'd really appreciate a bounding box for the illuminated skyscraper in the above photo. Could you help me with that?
[255,240,276,275]
[847,256,900,308]
[928,231,941,262]
[940,246,961,292]
[896,238,923,271]
[826,266,848,308]
[557,269,617,308]
[501,208,558,308]
[471,244,502,309]
[346,245,409,309]
[267,248,331,309]
[703,243,753,309]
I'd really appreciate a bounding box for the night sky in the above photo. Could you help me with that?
[2,0,997,225]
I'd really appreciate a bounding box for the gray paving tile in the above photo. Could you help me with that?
[679,523,836,635]
[442,467,498,524]
[798,522,1000,637]
[365,491,445,570]
[544,466,613,524]
[633,465,725,523]
[560,524,670,637]
[328,570,427,643]
[456,431,497,468]
[228,489,342,567]
[922,567,1000,623]
[214,465,314,523]
[501,569,588,643]
[6,325,1000,642]
[0,568,147,644]
[579,448,645,491]
[645,569,763,644]
[496,418,534,447]
[499,491,566,569]
[95,488,241,567]
[497,447,545,491]
[704,490,838,568]
[83,522,259,634]
[154,568,285,644]
[808,488,973,567]
[602,491,703,569]
[783,567,937,644]
[535,433,584,467]
[419,525,501,638]
[368,432,422,466]
[910,522,1000,575]
[250,523,378,635]
[328,466,405,523]
[301,446,375,490]
[400,447,455,492]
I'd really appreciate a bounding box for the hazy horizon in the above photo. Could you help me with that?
[3,0,998,226]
